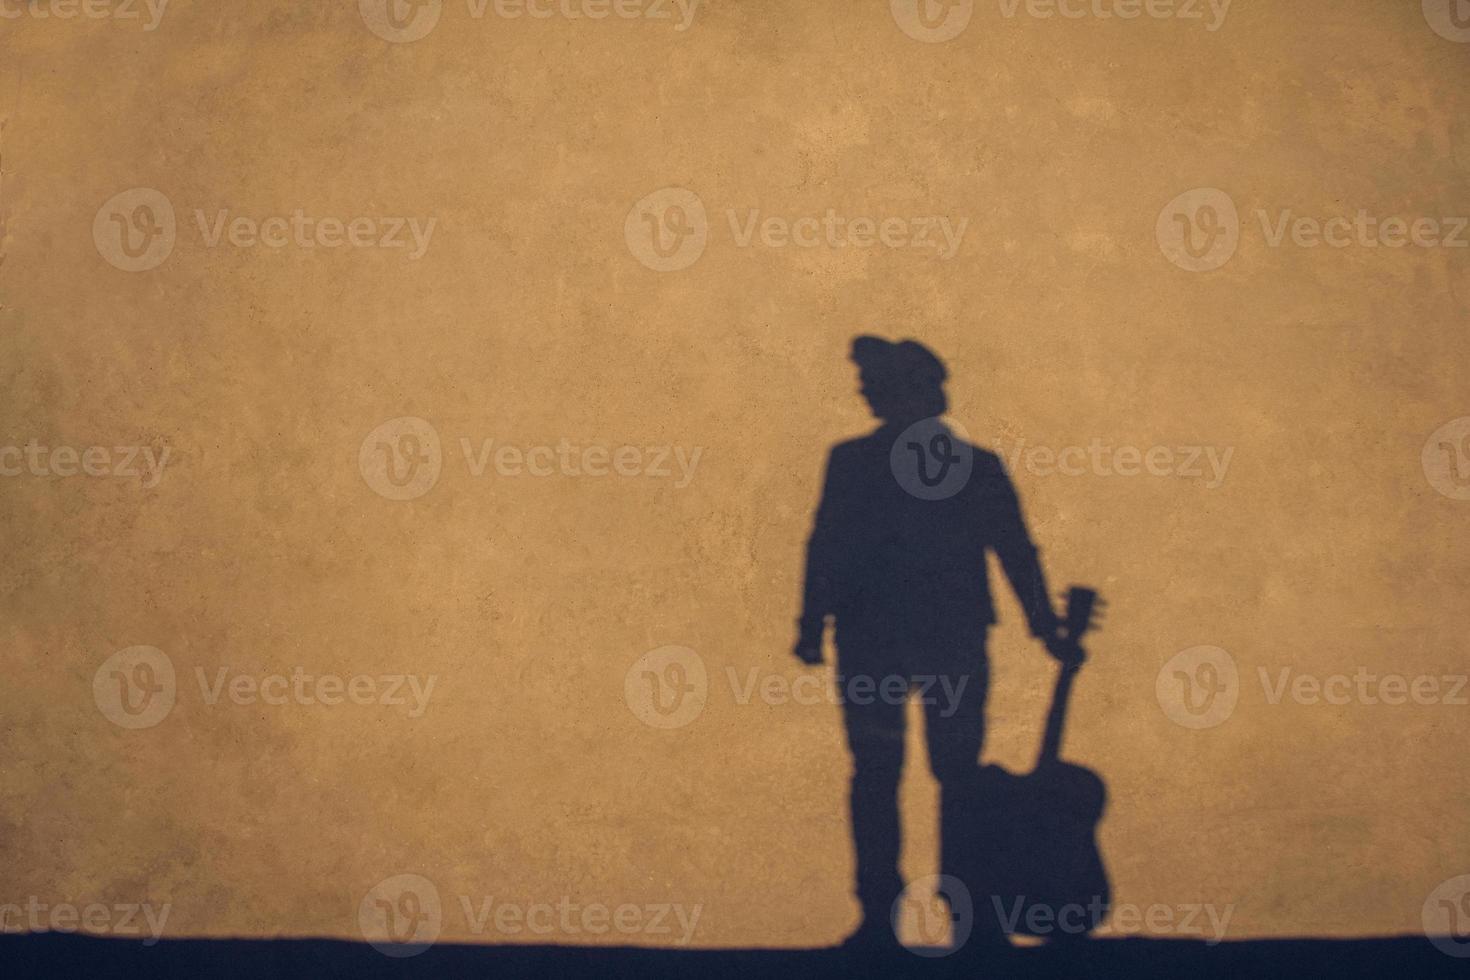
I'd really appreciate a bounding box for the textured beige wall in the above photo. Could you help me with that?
[2,0,1468,951]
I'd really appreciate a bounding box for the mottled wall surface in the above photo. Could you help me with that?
[2,0,1468,952]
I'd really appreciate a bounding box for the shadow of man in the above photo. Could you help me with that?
[794,335,1078,952]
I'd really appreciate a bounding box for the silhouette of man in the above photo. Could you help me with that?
[795,335,1070,948]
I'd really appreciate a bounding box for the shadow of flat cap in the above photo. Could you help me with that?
[850,335,948,386]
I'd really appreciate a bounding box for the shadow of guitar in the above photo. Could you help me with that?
[944,585,1110,944]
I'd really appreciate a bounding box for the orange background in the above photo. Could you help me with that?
[2,0,1467,947]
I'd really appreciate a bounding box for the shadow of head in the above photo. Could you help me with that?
[851,335,949,425]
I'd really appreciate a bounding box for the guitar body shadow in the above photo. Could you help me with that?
[944,586,1111,943]
[945,758,1110,941]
